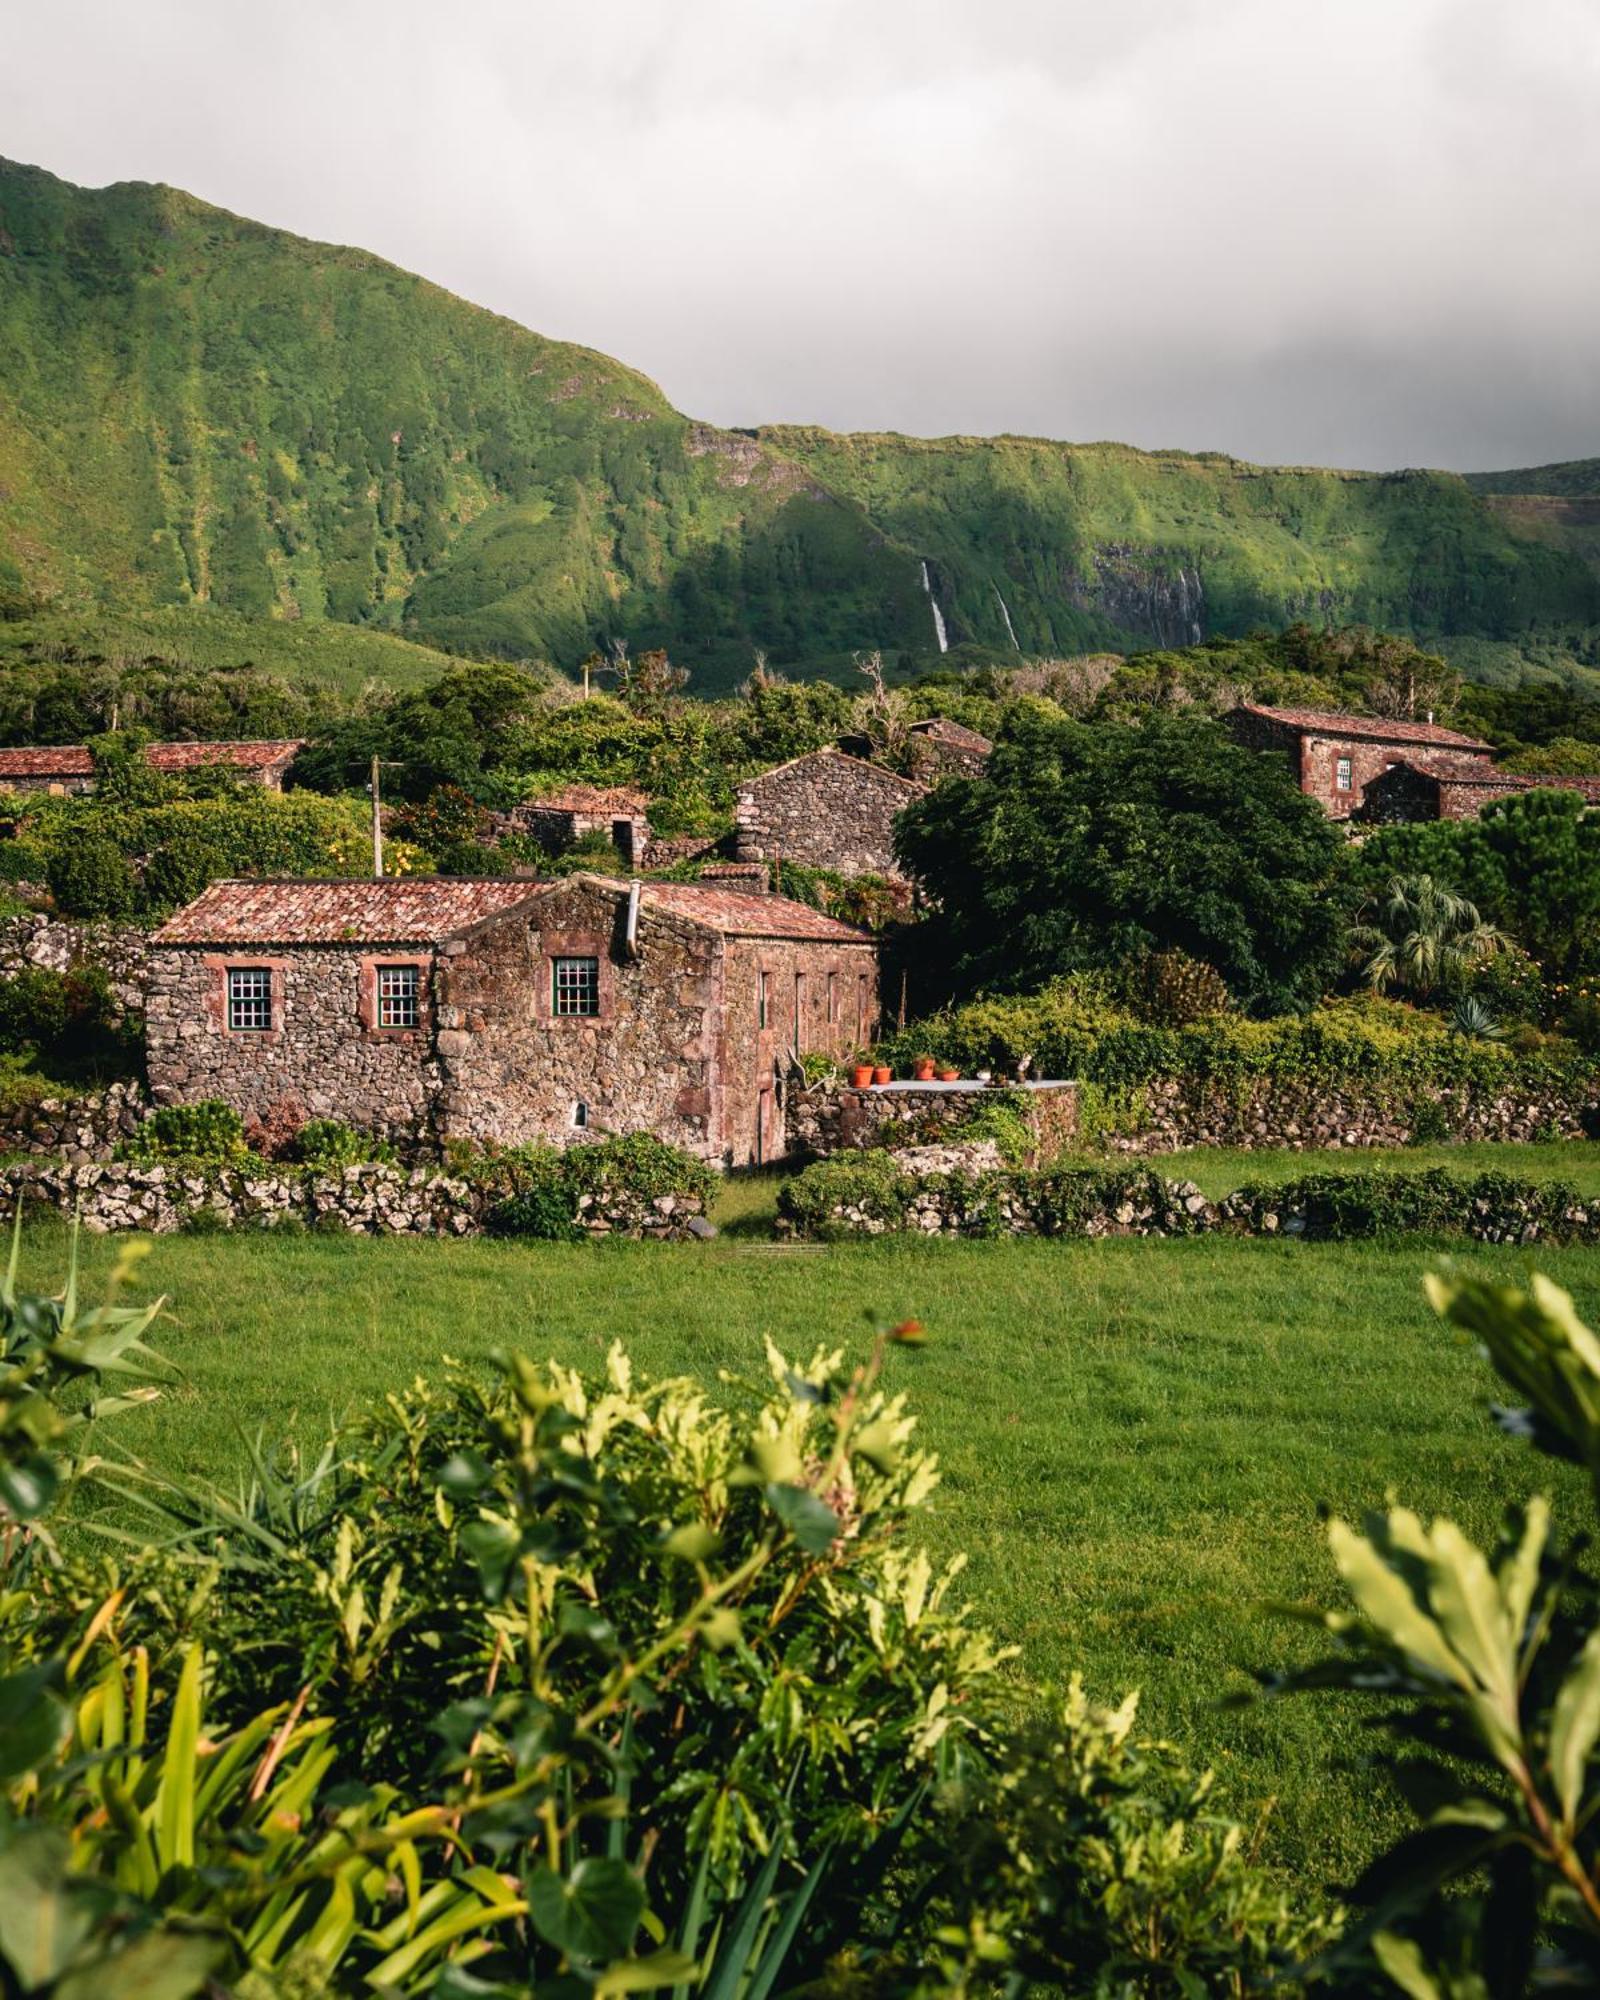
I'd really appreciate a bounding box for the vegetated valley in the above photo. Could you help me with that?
[5,154,1600,694]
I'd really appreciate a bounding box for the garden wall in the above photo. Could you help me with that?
[0,1080,149,1161]
[0,1159,712,1239]
[0,913,150,1010]
[778,1157,1600,1246]
[787,1081,1079,1162]
[1096,1075,1600,1153]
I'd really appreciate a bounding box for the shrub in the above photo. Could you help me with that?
[121,1097,245,1162]
[1126,946,1232,1024]
[46,834,135,918]
[0,967,70,1056]
[480,1132,715,1237]
[140,826,227,910]
[293,1115,393,1169]
[0,837,48,884]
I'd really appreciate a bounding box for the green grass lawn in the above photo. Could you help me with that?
[1130,1136,1600,1200]
[35,1218,1597,1899]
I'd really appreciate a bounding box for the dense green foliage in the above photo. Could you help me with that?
[4,161,1599,693]
[1261,1270,1600,1991]
[895,713,1351,1013]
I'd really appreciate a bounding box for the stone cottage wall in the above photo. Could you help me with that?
[721,939,882,1166]
[734,751,924,879]
[144,943,442,1141]
[436,880,725,1157]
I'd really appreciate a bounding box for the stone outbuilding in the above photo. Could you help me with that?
[734,748,926,880]
[905,717,994,778]
[1357,756,1600,823]
[1223,704,1497,819]
[502,785,651,868]
[147,872,880,1166]
[0,738,303,796]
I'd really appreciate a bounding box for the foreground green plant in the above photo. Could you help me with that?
[1265,1270,1600,1994]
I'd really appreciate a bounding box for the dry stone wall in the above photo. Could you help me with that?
[788,1081,1080,1163]
[0,913,150,1010]
[0,1080,149,1161]
[0,1159,710,1240]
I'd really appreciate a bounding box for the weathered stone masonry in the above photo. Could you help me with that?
[735,749,925,880]
[145,874,881,1167]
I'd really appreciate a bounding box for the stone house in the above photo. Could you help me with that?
[147,872,879,1166]
[502,785,651,867]
[1358,755,1600,823]
[1223,704,1497,819]
[905,716,994,778]
[0,738,303,796]
[734,748,926,880]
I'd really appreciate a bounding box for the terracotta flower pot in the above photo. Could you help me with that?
[938,1067,959,1082]
[912,1057,936,1081]
[851,1063,874,1089]
[872,1065,892,1087]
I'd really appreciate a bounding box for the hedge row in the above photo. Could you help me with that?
[777,1154,1600,1245]
[875,984,1593,1099]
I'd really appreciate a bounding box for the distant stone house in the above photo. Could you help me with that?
[1358,755,1600,823]
[905,717,994,778]
[734,748,926,880]
[0,739,303,797]
[1223,704,1499,820]
[147,872,878,1166]
[502,785,651,868]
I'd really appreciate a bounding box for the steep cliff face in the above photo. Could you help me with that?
[4,158,1599,691]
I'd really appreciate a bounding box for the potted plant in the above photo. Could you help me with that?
[912,1054,936,1082]
[872,1063,892,1087]
[937,1065,959,1082]
[851,1058,874,1089]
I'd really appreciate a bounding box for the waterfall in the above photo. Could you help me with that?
[1172,565,1203,644]
[920,560,949,654]
[992,583,1021,652]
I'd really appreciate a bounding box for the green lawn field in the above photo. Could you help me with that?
[35,1213,1597,1901]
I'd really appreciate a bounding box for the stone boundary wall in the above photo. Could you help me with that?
[0,1160,711,1240]
[1096,1077,1600,1153]
[0,1081,149,1160]
[0,914,151,1010]
[782,1163,1600,1246]
[788,1082,1079,1162]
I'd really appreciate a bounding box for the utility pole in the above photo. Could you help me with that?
[370,754,384,879]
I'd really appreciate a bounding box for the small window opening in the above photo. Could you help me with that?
[572,1100,589,1129]
[376,963,419,1028]
[227,967,272,1033]
[758,969,769,1030]
[553,955,601,1016]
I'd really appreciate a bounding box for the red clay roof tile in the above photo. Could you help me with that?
[153,877,539,946]
[1236,703,1491,751]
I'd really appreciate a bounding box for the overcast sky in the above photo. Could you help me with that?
[6,0,1598,470]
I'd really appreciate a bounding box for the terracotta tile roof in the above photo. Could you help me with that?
[0,746,95,777]
[1236,703,1491,751]
[516,784,650,816]
[153,877,540,946]
[637,878,874,942]
[146,739,304,772]
[908,716,995,753]
[741,747,926,795]
[1405,757,1600,798]
[0,740,302,780]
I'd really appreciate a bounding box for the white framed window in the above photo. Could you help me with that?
[376,964,420,1028]
[227,967,272,1033]
[553,955,601,1017]
[1335,756,1353,792]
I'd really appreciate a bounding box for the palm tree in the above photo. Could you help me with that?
[1350,873,1508,1000]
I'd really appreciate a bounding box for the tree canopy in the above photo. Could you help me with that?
[894,711,1352,1014]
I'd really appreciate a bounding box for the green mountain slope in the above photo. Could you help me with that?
[3,157,1599,692]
